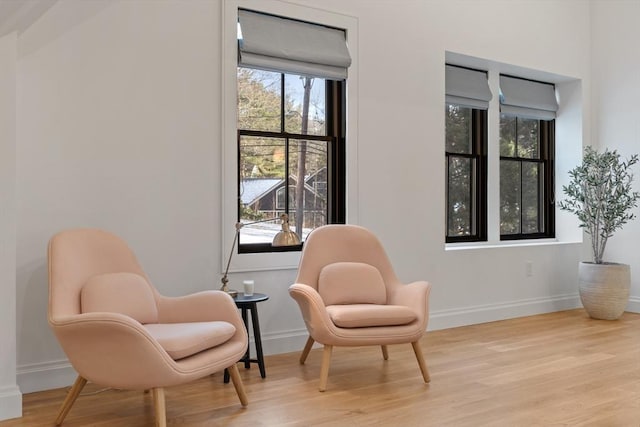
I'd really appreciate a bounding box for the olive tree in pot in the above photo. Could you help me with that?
[559,146,640,320]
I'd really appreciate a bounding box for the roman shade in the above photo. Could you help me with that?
[499,75,558,120]
[445,65,492,110]
[238,9,352,80]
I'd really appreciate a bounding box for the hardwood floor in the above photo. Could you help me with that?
[4,309,640,426]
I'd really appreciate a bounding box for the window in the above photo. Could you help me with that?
[445,65,491,242]
[236,10,349,253]
[445,105,487,242]
[445,64,560,244]
[499,75,557,240]
[276,186,295,211]
[499,116,554,238]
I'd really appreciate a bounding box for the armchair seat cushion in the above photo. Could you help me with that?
[144,321,236,360]
[325,304,417,328]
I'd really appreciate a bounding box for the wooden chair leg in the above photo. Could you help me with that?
[55,375,87,426]
[153,387,166,427]
[381,345,389,360]
[300,336,315,364]
[319,345,333,392]
[227,364,249,406]
[411,341,430,383]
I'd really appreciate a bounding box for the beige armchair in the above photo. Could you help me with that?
[289,224,431,391]
[48,228,248,426]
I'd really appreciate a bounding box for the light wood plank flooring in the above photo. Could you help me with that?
[4,309,640,426]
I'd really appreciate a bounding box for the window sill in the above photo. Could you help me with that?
[224,250,302,275]
[445,238,580,251]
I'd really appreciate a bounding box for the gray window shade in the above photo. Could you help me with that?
[445,65,492,110]
[499,75,558,120]
[238,9,352,80]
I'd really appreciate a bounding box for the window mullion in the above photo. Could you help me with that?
[469,158,474,234]
[476,109,487,241]
[519,161,523,234]
[280,73,285,134]
[284,137,290,216]
[538,120,543,233]
[539,163,543,233]
[446,154,451,236]
[446,152,476,159]
[515,117,520,159]
[282,73,288,216]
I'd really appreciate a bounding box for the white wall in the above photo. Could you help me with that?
[0,31,21,421]
[287,0,589,327]
[591,0,640,309]
[16,0,223,392]
[14,0,591,393]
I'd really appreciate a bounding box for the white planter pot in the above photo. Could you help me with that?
[578,262,630,320]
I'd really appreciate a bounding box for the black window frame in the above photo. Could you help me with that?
[445,107,488,243]
[237,73,346,254]
[499,116,555,240]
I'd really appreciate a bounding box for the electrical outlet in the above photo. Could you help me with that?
[526,261,533,277]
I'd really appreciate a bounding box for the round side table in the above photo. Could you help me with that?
[224,292,269,383]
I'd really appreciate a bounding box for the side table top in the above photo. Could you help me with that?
[234,292,269,304]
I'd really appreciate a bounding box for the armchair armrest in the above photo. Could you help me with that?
[288,283,336,344]
[50,312,180,389]
[388,281,431,328]
[156,290,243,326]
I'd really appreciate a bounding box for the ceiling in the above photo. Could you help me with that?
[0,0,57,39]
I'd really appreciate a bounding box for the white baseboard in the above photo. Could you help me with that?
[626,296,640,313]
[17,359,76,394]
[253,328,313,356]
[16,294,584,394]
[259,294,583,353]
[427,293,582,331]
[0,385,22,421]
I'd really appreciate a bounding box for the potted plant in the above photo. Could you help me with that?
[559,146,640,319]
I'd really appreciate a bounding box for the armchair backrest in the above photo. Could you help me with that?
[295,225,399,293]
[48,228,151,320]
